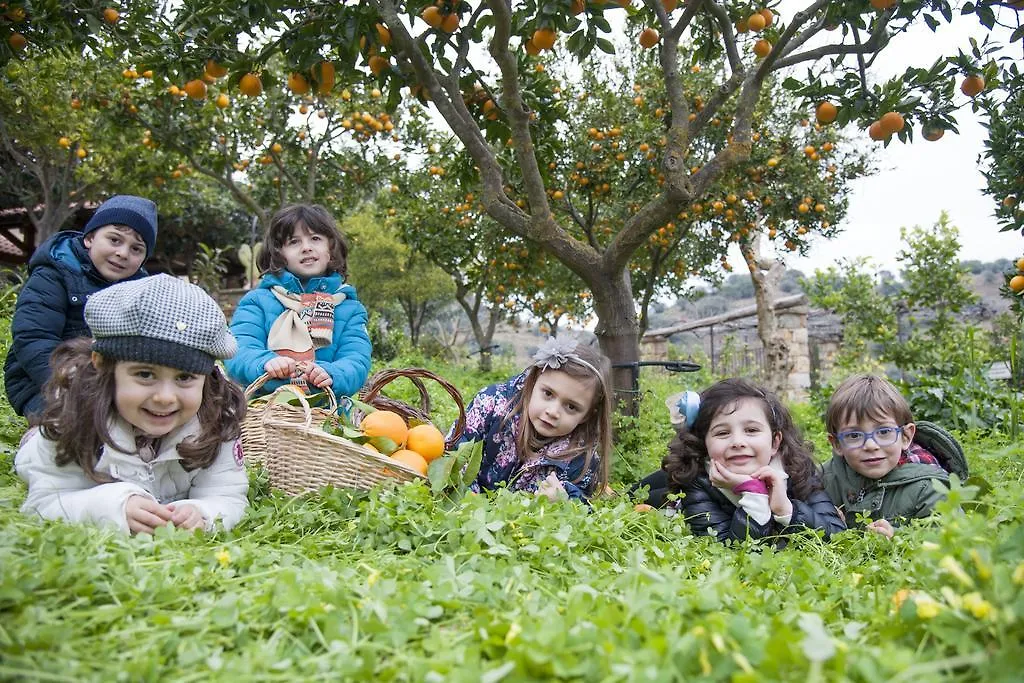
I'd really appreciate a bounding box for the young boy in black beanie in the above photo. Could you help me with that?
[4,195,158,420]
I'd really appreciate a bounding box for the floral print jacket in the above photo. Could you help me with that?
[455,372,601,502]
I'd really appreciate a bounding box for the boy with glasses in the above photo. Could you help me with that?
[823,374,950,539]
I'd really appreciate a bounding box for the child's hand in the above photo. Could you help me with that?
[304,364,333,388]
[709,460,751,490]
[751,466,793,518]
[535,472,569,502]
[125,495,174,535]
[264,356,297,379]
[167,503,206,531]
[867,518,895,539]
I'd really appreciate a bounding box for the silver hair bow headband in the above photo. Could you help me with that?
[532,336,601,379]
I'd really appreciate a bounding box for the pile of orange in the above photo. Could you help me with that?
[1009,257,1024,295]
[359,410,446,476]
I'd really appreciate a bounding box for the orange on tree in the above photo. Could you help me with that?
[524,38,541,56]
[421,5,443,28]
[922,123,945,141]
[389,449,428,476]
[879,111,905,135]
[368,55,389,76]
[1014,257,1024,271]
[58,137,71,148]
[315,61,334,94]
[868,120,887,140]
[184,79,208,100]
[215,93,230,108]
[375,23,391,46]
[816,101,838,124]
[361,410,409,445]
[239,72,263,96]
[662,0,679,11]
[8,32,27,51]
[753,39,771,58]
[406,424,445,462]
[961,74,985,97]
[287,72,309,94]
[1009,275,1024,293]
[571,0,586,14]
[76,148,87,159]
[441,11,459,33]
[533,27,557,51]
[759,8,774,26]
[103,7,120,23]
[205,59,228,78]
[870,0,898,9]
[639,28,660,49]
[747,12,766,32]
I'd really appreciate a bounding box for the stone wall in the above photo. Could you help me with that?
[777,305,810,402]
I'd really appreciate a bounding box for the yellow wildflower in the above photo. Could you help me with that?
[1012,561,1024,586]
[915,595,941,620]
[215,549,230,567]
[921,541,940,551]
[892,588,911,609]
[939,555,975,588]
[969,549,992,580]
[850,572,863,586]
[962,593,994,620]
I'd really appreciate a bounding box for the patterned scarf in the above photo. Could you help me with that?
[268,286,346,386]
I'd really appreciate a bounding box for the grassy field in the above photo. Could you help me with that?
[1,350,1022,682]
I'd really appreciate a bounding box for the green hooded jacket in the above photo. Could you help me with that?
[822,456,950,526]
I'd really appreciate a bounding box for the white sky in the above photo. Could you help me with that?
[751,1,1024,275]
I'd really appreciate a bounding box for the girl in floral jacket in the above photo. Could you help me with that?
[455,337,613,503]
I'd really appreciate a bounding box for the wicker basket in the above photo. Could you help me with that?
[356,367,467,449]
[259,384,426,495]
[245,367,467,495]
[240,374,339,467]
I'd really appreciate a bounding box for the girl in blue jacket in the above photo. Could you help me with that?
[225,205,371,398]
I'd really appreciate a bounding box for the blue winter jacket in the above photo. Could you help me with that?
[225,270,372,399]
[3,231,148,417]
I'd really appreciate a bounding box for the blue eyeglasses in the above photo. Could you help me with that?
[835,426,905,449]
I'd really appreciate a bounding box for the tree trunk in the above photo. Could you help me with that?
[591,267,642,414]
[453,282,500,373]
[741,236,791,396]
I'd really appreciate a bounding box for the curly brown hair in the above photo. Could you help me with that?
[257,204,349,277]
[38,338,247,482]
[662,378,821,500]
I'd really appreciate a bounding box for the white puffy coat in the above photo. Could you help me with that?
[15,416,248,533]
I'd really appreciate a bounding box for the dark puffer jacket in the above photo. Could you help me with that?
[3,231,147,417]
[679,475,846,544]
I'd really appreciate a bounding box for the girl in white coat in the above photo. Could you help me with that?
[16,274,249,534]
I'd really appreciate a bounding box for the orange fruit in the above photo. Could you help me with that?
[662,0,679,11]
[441,12,459,33]
[361,410,408,445]
[639,27,660,49]
[184,79,207,100]
[205,59,228,78]
[375,23,391,46]
[747,12,766,32]
[58,137,71,148]
[868,120,887,141]
[389,449,428,476]
[961,74,985,97]
[870,0,897,9]
[816,101,838,124]
[634,503,654,512]
[421,5,443,28]
[287,72,309,94]
[533,27,557,51]
[103,7,120,23]
[1010,275,1024,293]
[215,93,230,109]
[753,39,771,58]
[406,424,445,462]
[239,73,263,96]
[571,0,586,14]
[368,55,389,76]
[1015,257,1024,271]
[922,123,944,141]
[760,8,775,26]
[8,32,27,51]
[524,38,541,56]
[76,148,87,159]
[879,111,905,135]
[315,61,335,94]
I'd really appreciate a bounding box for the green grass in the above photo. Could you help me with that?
[1,350,1022,681]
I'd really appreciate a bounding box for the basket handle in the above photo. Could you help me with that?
[246,369,339,414]
[261,383,315,429]
[359,367,467,450]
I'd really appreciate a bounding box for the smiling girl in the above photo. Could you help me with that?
[658,378,844,544]
[16,275,248,534]
[226,204,371,399]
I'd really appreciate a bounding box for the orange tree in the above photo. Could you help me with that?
[12,0,1017,397]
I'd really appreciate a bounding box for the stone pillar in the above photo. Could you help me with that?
[777,306,810,402]
[641,335,669,361]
